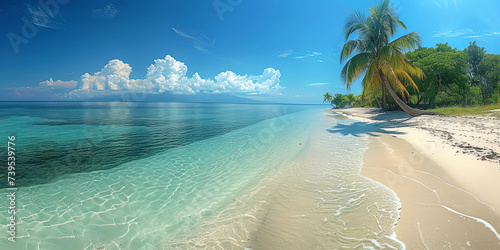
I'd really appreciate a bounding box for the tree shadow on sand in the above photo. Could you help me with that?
[327,120,408,137]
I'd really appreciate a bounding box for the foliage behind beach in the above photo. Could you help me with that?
[326,42,500,111]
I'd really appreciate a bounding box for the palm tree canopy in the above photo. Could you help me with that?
[323,92,333,103]
[340,0,424,100]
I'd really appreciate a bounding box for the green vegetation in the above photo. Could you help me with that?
[323,92,334,108]
[431,104,500,117]
[322,92,385,108]
[326,0,500,116]
[406,42,500,108]
[324,92,359,108]
[340,0,436,116]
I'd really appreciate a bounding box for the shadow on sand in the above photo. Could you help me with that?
[327,120,408,137]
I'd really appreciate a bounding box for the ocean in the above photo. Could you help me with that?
[0,102,402,249]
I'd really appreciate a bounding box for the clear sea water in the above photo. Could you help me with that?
[0,102,401,249]
[0,102,315,189]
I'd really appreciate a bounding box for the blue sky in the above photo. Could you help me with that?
[1,0,500,103]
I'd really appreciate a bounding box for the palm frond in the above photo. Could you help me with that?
[339,0,423,103]
[403,61,426,81]
[388,14,406,30]
[340,39,366,63]
[396,70,419,92]
[340,52,371,89]
[361,58,380,88]
[381,63,410,99]
[389,32,422,52]
[344,10,367,41]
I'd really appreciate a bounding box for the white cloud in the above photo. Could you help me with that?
[39,78,77,89]
[278,50,323,62]
[92,4,119,18]
[432,29,473,38]
[433,29,500,38]
[306,82,329,87]
[279,50,292,58]
[466,31,500,38]
[54,55,282,98]
[216,68,282,95]
[172,28,214,54]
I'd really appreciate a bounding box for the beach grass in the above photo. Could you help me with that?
[431,104,500,117]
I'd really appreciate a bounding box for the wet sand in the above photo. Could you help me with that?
[363,134,500,248]
[338,108,500,248]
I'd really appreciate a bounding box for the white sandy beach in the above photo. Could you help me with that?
[336,108,500,248]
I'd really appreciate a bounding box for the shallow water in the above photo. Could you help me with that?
[173,111,404,249]
[0,102,311,188]
[0,103,402,249]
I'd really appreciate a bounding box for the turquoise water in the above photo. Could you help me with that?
[0,102,312,188]
[0,103,402,249]
[0,102,320,248]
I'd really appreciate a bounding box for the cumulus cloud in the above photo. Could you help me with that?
[69,59,132,96]
[57,55,282,98]
[215,68,282,95]
[40,78,78,89]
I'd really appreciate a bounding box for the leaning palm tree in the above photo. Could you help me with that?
[323,92,334,108]
[340,0,438,116]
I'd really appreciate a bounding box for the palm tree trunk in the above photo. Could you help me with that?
[379,71,440,117]
[374,97,381,108]
[381,85,386,110]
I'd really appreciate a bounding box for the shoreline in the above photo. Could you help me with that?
[167,109,405,249]
[162,108,500,248]
[246,111,403,249]
[336,108,500,248]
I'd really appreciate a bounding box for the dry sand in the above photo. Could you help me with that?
[335,108,500,163]
[336,108,500,248]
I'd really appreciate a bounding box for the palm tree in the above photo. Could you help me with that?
[346,93,356,106]
[340,0,438,116]
[323,92,334,108]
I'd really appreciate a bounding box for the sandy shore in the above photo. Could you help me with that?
[167,110,406,249]
[164,108,500,248]
[335,108,500,163]
[336,108,500,248]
